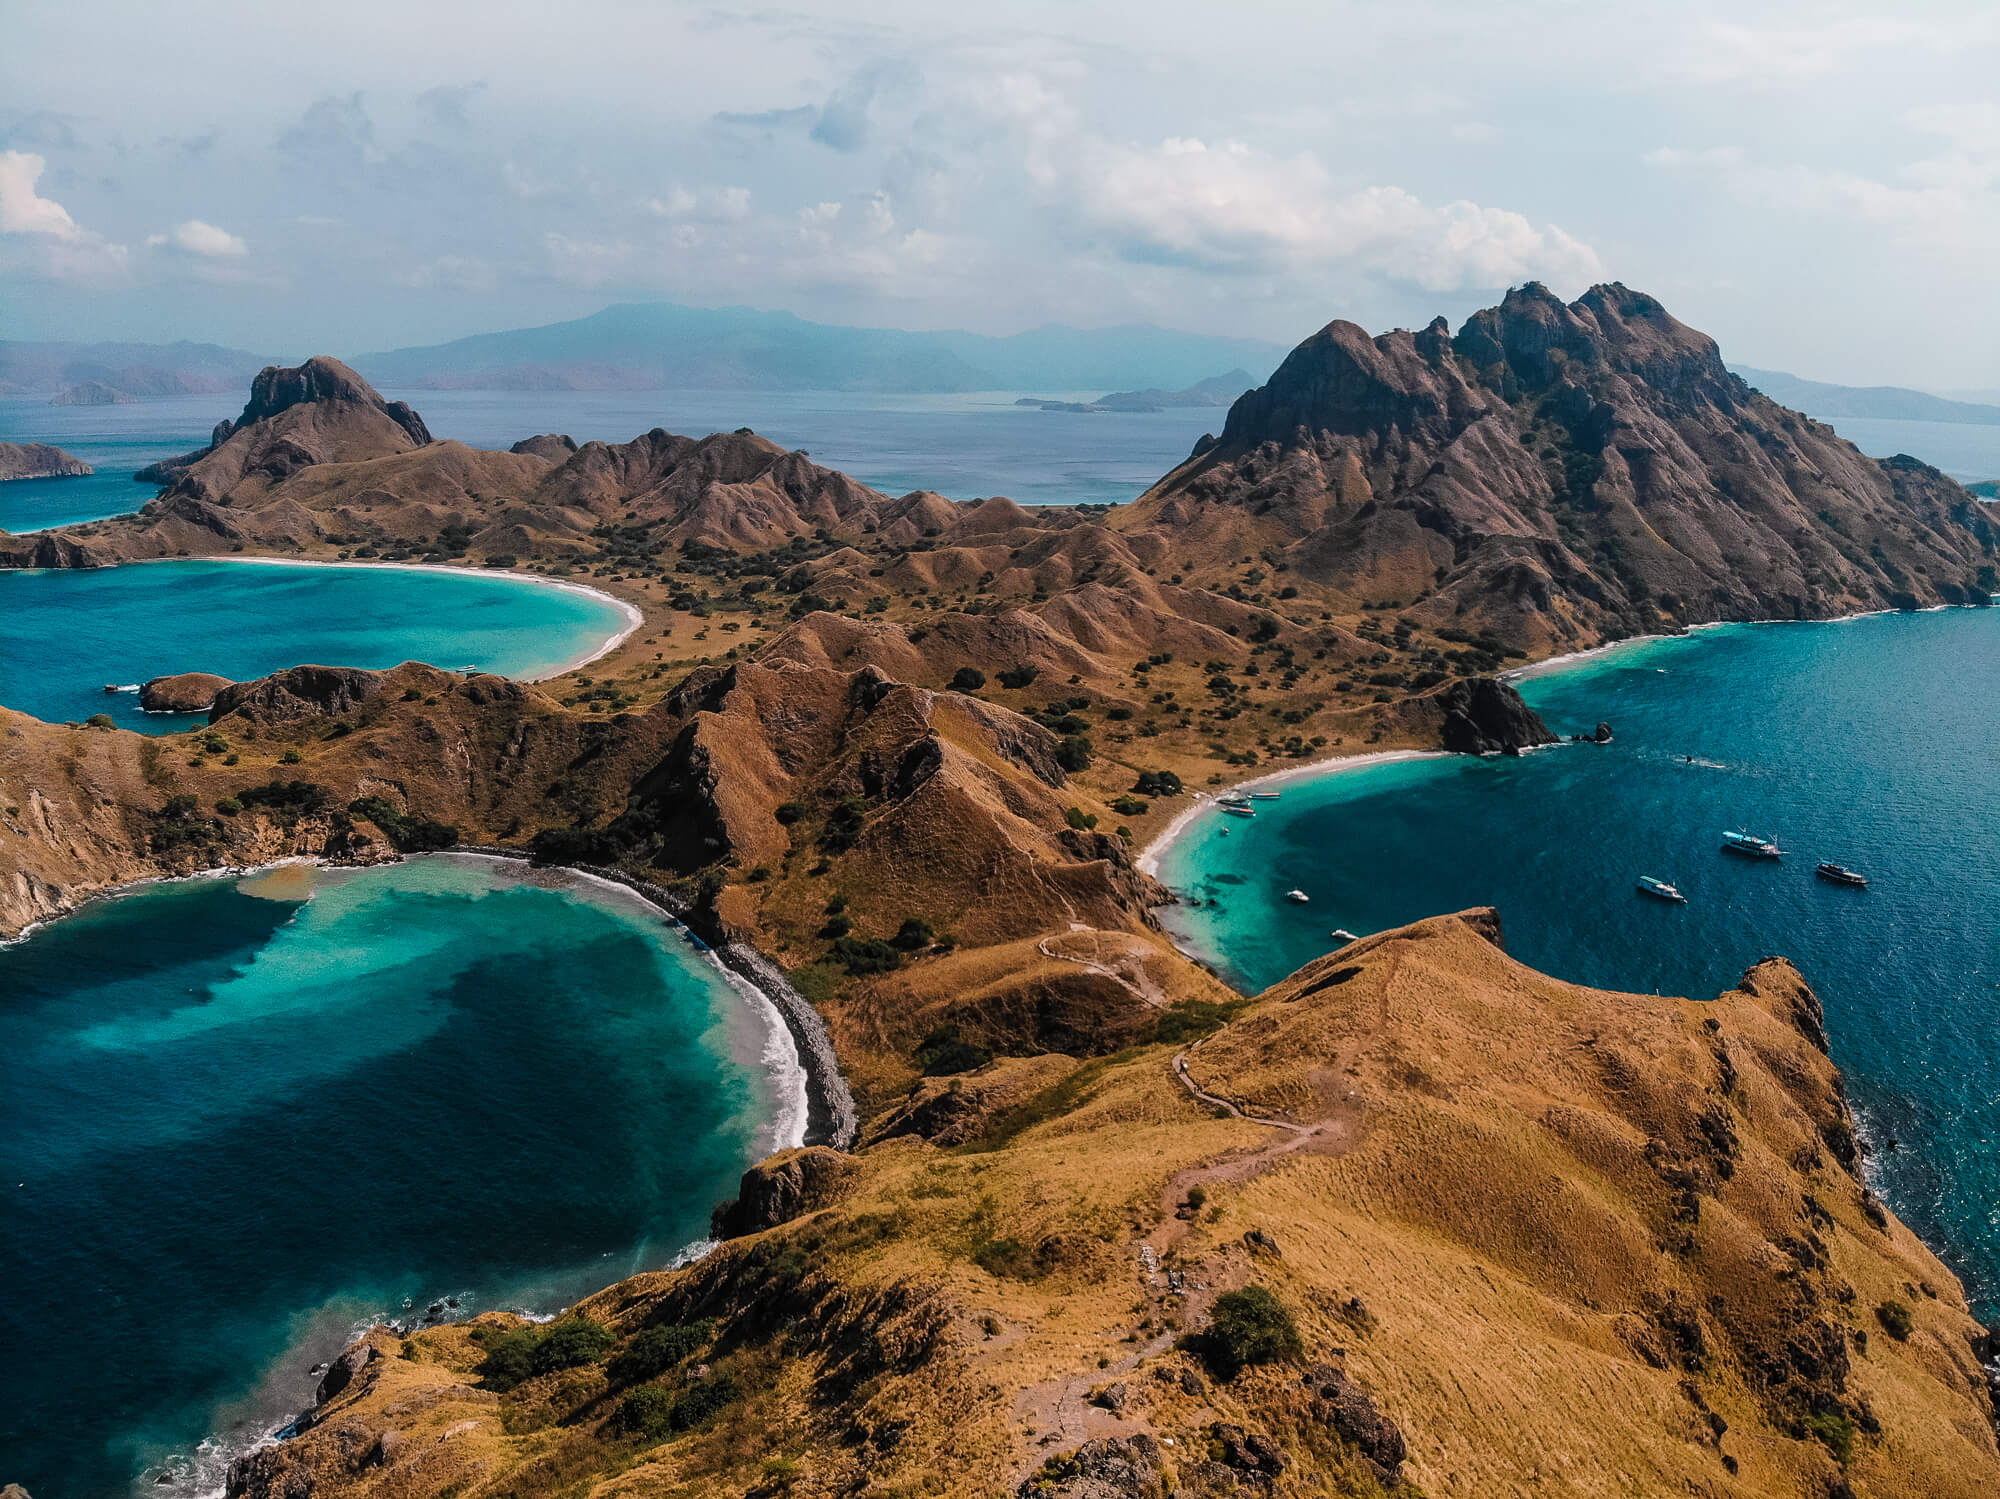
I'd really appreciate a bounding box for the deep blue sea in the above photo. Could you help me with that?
[1156,607,2000,1316]
[0,855,799,1498]
[0,560,630,732]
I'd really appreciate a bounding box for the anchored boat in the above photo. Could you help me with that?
[1637,876,1687,903]
[1721,829,1783,858]
[1220,804,1256,818]
[1815,862,1869,887]
[1285,889,1310,903]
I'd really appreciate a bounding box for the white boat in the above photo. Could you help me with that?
[1637,876,1687,903]
[1285,889,1309,903]
[1329,928,1360,943]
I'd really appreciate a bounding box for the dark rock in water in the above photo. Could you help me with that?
[0,441,93,481]
[1593,721,1614,743]
[139,671,236,713]
[1302,1362,1406,1483]
[1434,676,1557,756]
[711,1145,859,1238]
[1014,1435,1164,1498]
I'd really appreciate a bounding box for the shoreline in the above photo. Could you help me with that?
[127,554,647,680]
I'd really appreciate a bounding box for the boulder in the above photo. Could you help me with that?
[1016,1435,1165,1499]
[711,1146,859,1238]
[314,1341,377,1405]
[140,671,236,713]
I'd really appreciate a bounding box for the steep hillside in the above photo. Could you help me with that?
[1121,284,1997,652]
[215,913,2000,1499]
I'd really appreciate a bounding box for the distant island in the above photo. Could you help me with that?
[0,338,273,402]
[0,442,92,481]
[1013,369,1254,413]
[1734,364,2000,427]
[350,302,1286,395]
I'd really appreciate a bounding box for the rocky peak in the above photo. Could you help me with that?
[1216,316,1471,449]
[231,356,432,447]
[1454,281,1731,405]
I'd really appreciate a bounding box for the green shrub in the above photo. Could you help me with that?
[215,797,243,816]
[1064,807,1097,831]
[533,1317,615,1373]
[998,666,1040,689]
[1133,769,1183,797]
[611,1383,675,1436]
[830,936,903,974]
[1055,735,1093,773]
[1875,1300,1913,1340]
[348,795,458,852]
[1111,796,1149,816]
[279,748,304,765]
[1189,1286,1303,1377]
[819,796,869,852]
[915,1025,992,1076]
[667,1373,736,1431]
[1149,998,1247,1045]
[774,801,805,825]
[238,780,330,818]
[607,1320,714,1386]
[949,667,986,692]
[891,918,935,951]
[477,1317,615,1390]
[86,712,115,728]
[1802,1408,1854,1464]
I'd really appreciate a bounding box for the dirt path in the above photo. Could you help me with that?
[1037,926,1172,1009]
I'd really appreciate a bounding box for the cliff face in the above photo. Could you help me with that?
[220,912,2000,1499]
[1125,283,1997,652]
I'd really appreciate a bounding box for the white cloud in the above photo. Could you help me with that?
[1675,17,1967,86]
[1054,134,1603,292]
[146,218,248,257]
[0,150,85,238]
[0,148,129,282]
[393,254,498,293]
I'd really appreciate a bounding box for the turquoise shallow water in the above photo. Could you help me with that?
[0,560,629,731]
[1156,607,2000,1315]
[0,855,794,1497]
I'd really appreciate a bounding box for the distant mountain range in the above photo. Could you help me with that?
[1732,365,2000,428]
[351,303,1288,395]
[0,340,277,402]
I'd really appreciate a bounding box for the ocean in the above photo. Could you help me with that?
[0,559,632,732]
[1153,606,2000,1317]
[9,391,1991,541]
[0,854,801,1498]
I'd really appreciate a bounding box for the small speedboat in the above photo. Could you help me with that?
[1220,804,1255,818]
[1815,862,1869,887]
[1285,889,1309,903]
[1252,791,1280,800]
[1329,928,1360,943]
[1721,829,1782,858]
[1637,876,1687,903]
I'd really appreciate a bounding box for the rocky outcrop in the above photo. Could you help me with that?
[209,665,389,724]
[1431,675,1557,755]
[139,671,235,713]
[1127,283,1999,653]
[1017,1436,1166,1498]
[1301,1363,1407,1484]
[0,442,92,481]
[711,1146,859,1238]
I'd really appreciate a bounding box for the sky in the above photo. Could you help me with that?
[3,0,1998,388]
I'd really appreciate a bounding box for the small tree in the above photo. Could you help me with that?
[950,667,986,692]
[1190,1286,1303,1377]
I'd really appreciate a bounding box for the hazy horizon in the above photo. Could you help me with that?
[5,1,1999,388]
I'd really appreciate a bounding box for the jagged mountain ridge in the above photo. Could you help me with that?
[1125,283,1997,651]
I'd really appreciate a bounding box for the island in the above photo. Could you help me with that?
[0,441,93,481]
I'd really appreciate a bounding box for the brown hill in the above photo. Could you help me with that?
[0,441,92,480]
[216,911,2000,1499]
[1120,283,1997,652]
